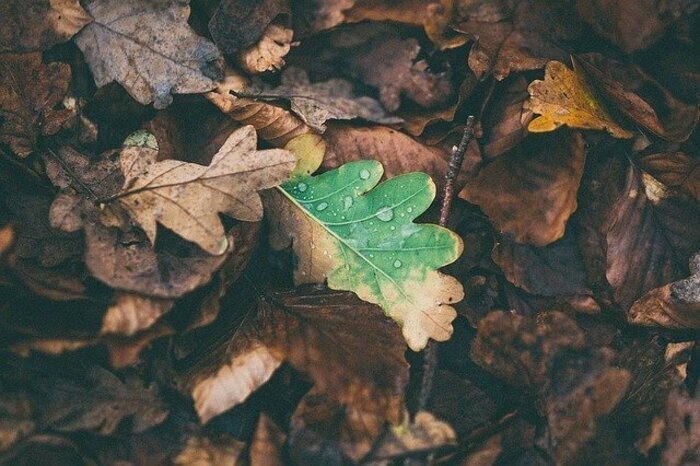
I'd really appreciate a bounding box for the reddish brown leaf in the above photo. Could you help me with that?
[639,152,700,202]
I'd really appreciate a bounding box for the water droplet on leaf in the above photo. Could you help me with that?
[393,260,402,268]
[316,202,328,211]
[359,169,371,180]
[377,207,393,221]
[297,182,307,192]
[343,196,353,209]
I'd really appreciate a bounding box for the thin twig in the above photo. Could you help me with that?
[417,116,476,413]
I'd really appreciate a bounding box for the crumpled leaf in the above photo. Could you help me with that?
[0,0,92,52]
[639,152,700,203]
[369,411,457,462]
[0,52,71,157]
[188,287,408,424]
[267,160,464,350]
[74,0,224,109]
[455,0,581,80]
[248,67,401,132]
[628,252,700,330]
[577,53,700,142]
[36,366,168,435]
[576,0,699,53]
[208,0,289,55]
[100,292,174,337]
[527,60,633,138]
[460,130,585,247]
[239,24,294,74]
[113,126,295,255]
[342,34,454,112]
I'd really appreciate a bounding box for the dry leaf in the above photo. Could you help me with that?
[114,126,295,255]
[100,292,174,337]
[460,130,585,246]
[188,287,408,425]
[662,387,700,466]
[481,75,533,159]
[250,413,286,466]
[639,152,700,203]
[208,0,290,55]
[527,60,633,138]
[249,67,401,132]
[0,52,71,157]
[0,0,92,52]
[628,253,700,330]
[174,434,246,466]
[74,0,224,109]
[369,411,457,462]
[239,24,294,74]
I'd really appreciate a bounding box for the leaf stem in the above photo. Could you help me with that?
[418,116,476,413]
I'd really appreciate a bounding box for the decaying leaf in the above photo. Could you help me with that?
[248,67,401,132]
[208,0,290,55]
[460,130,585,247]
[639,152,700,203]
[268,160,464,350]
[113,126,295,255]
[0,0,92,52]
[100,292,174,337]
[527,60,633,138]
[239,24,294,74]
[173,434,246,466]
[250,413,286,466]
[370,411,457,462]
[188,287,408,425]
[662,387,700,466]
[36,366,168,435]
[0,52,71,157]
[74,0,224,109]
[628,253,700,330]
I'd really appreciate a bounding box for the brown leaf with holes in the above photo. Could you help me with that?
[0,0,92,52]
[460,130,585,246]
[0,52,71,157]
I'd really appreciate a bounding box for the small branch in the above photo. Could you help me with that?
[417,116,476,413]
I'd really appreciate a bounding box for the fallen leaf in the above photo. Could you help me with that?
[481,75,534,159]
[639,152,700,203]
[455,0,581,80]
[460,130,586,247]
[662,387,700,466]
[188,287,408,424]
[628,252,700,330]
[208,0,289,55]
[36,366,168,435]
[576,0,698,53]
[239,24,294,74]
[250,413,286,466]
[369,411,457,462]
[0,52,71,157]
[527,60,633,138]
[0,0,92,52]
[100,292,174,337]
[74,0,224,109]
[342,34,454,112]
[577,53,700,142]
[291,0,356,33]
[113,126,295,255]
[0,390,34,451]
[173,434,246,466]
[268,160,464,350]
[248,67,401,132]
[493,228,591,297]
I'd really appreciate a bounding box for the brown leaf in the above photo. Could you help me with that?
[100,292,174,337]
[527,60,634,139]
[342,34,454,112]
[36,366,168,435]
[114,126,294,255]
[662,387,700,466]
[369,411,457,462]
[188,287,408,426]
[0,52,71,157]
[239,24,294,74]
[173,434,246,466]
[323,122,475,194]
[481,75,533,159]
[493,228,591,297]
[577,53,700,142]
[0,390,34,451]
[208,0,289,55]
[291,0,356,33]
[75,0,224,109]
[628,253,700,330]
[250,413,286,466]
[639,152,700,202]
[249,67,401,132]
[455,0,580,80]
[0,0,92,52]
[460,130,586,246]
[576,0,698,53]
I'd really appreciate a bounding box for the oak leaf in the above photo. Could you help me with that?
[460,130,586,247]
[527,60,633,138]
[0,53,71,157]
[239,24,294,74]
[267,160,464,350]
[208,0,289,55]
[0,0,92,52]
[74,0,224,109]
[113,126,295,255]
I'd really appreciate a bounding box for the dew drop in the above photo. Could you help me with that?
[377,207,393,222]
[393,260,402,268]
[369,254,375,258]
[406,207,413,213]
[359,169,371,180]
[316,202,328,211]
[390,226,396,231]
[297,182,307,192]
[343,196,353,209]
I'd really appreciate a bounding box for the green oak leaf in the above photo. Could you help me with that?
[267,160,464,350]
